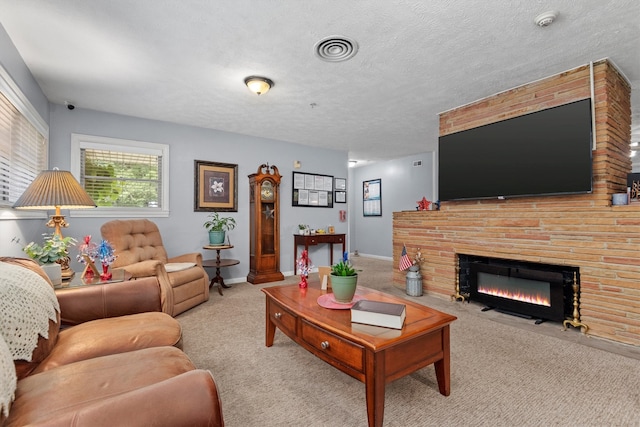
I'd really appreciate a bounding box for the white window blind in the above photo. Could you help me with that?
[80,148,162,207]
[0,85,48,207]
[71,134,169,217]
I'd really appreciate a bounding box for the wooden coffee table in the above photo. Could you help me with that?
[262,283,457,427]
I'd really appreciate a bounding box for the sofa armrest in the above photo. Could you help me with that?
[120,259,163,278]
[56,277,162,326]
[37,370,224,427]
[169,252,203,266]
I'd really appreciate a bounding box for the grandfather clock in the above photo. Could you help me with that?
[247,163,284,284]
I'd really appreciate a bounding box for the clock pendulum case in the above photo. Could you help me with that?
[247,163,285,284]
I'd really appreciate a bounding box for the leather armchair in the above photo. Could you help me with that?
[101,219,210,316]
[55,275,163,326]
[0,257,224,427]
[4,346,224,427]
[0,258,182,380]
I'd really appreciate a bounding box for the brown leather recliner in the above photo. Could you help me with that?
[101,219,210,316]
[0,258,182,379]
[0,258,224,426]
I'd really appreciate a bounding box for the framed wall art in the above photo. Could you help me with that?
[292,171,334,208]
[363,178,382,216]
[194,160,238,212]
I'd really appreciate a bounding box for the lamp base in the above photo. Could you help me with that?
[61,267,75,279]
[57,256,75,279]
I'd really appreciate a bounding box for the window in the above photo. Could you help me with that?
[0,65,48,212]
[71,134,169,218]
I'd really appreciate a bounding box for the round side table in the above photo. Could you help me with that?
[203,245,240,295]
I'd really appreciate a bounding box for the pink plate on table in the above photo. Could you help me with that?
[317,293,365,309]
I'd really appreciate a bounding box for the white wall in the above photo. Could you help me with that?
[348,152,435,260]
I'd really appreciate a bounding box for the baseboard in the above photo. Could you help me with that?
[353,253,393,262]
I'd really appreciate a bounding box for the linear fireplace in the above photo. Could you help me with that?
[458,255,578,323]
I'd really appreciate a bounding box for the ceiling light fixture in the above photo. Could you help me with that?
[534,11,558,27]
[244,76,274,95]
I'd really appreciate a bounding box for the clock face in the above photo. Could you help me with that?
[260,181,274,202]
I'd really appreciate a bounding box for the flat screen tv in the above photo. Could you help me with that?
[438,98,593,201]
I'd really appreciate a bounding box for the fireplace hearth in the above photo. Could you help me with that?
[458,255,577,323]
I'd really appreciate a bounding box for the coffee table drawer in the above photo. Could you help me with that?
[300,319,364,372]
[269,300,297,337]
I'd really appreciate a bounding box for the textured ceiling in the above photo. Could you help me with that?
[1,0,638,164]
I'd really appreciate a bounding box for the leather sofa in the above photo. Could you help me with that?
[101,219,210,316]
[0,258,224,426]
[55,274,162,326]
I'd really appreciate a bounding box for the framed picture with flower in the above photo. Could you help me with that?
[194,160,238,212]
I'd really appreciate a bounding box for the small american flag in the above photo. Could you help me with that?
[399,244,413,271]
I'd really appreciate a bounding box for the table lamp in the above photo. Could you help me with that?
[13,168,97,277]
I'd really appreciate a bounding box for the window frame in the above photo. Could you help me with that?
[70,133,170,218]
[0,64,49,220]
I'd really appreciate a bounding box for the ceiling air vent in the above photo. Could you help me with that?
[413,160,423,167]
[314,36,359,62]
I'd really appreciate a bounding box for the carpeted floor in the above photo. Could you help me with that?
[177,257,640,427]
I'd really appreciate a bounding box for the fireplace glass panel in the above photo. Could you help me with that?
[477,272,551,307]
[464,255,575,322]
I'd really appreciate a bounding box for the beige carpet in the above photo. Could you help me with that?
[177,257,640,427]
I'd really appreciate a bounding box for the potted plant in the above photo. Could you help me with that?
[23,233,77,284]
[298,224,309,235]
[203,212,237,245]
[330,253,358,303]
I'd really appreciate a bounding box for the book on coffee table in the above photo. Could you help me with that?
[351,300,406,330]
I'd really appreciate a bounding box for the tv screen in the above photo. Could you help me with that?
[438,98,593,201]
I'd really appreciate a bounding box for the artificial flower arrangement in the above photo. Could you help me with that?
[76,235,99,279]
[97,239,116,280]
[296,249,313,288]
[76,235,116,280]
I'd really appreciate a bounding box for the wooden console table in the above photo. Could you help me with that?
[262,283,457,427]
[203,245,239,295]
[294,233,345,267]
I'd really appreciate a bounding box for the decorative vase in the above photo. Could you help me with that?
[41,263,62,286]
[100,263,112,281]
[208,230,226,245]
[330,274,358,303]
[299,274,308,289]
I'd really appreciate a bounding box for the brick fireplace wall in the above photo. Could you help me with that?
[393,60,639,346]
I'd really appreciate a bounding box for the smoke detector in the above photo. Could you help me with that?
[535,11,558,27]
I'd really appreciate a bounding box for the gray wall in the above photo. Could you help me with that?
[349,153,435,260]
[0,25,49,121]
[48,105,349,279]
[0,24,51,257]
[1,24,439,282]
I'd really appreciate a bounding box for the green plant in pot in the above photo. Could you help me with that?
[23,233,77,284]
[203,212,236,245]
[330,253,358,303]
